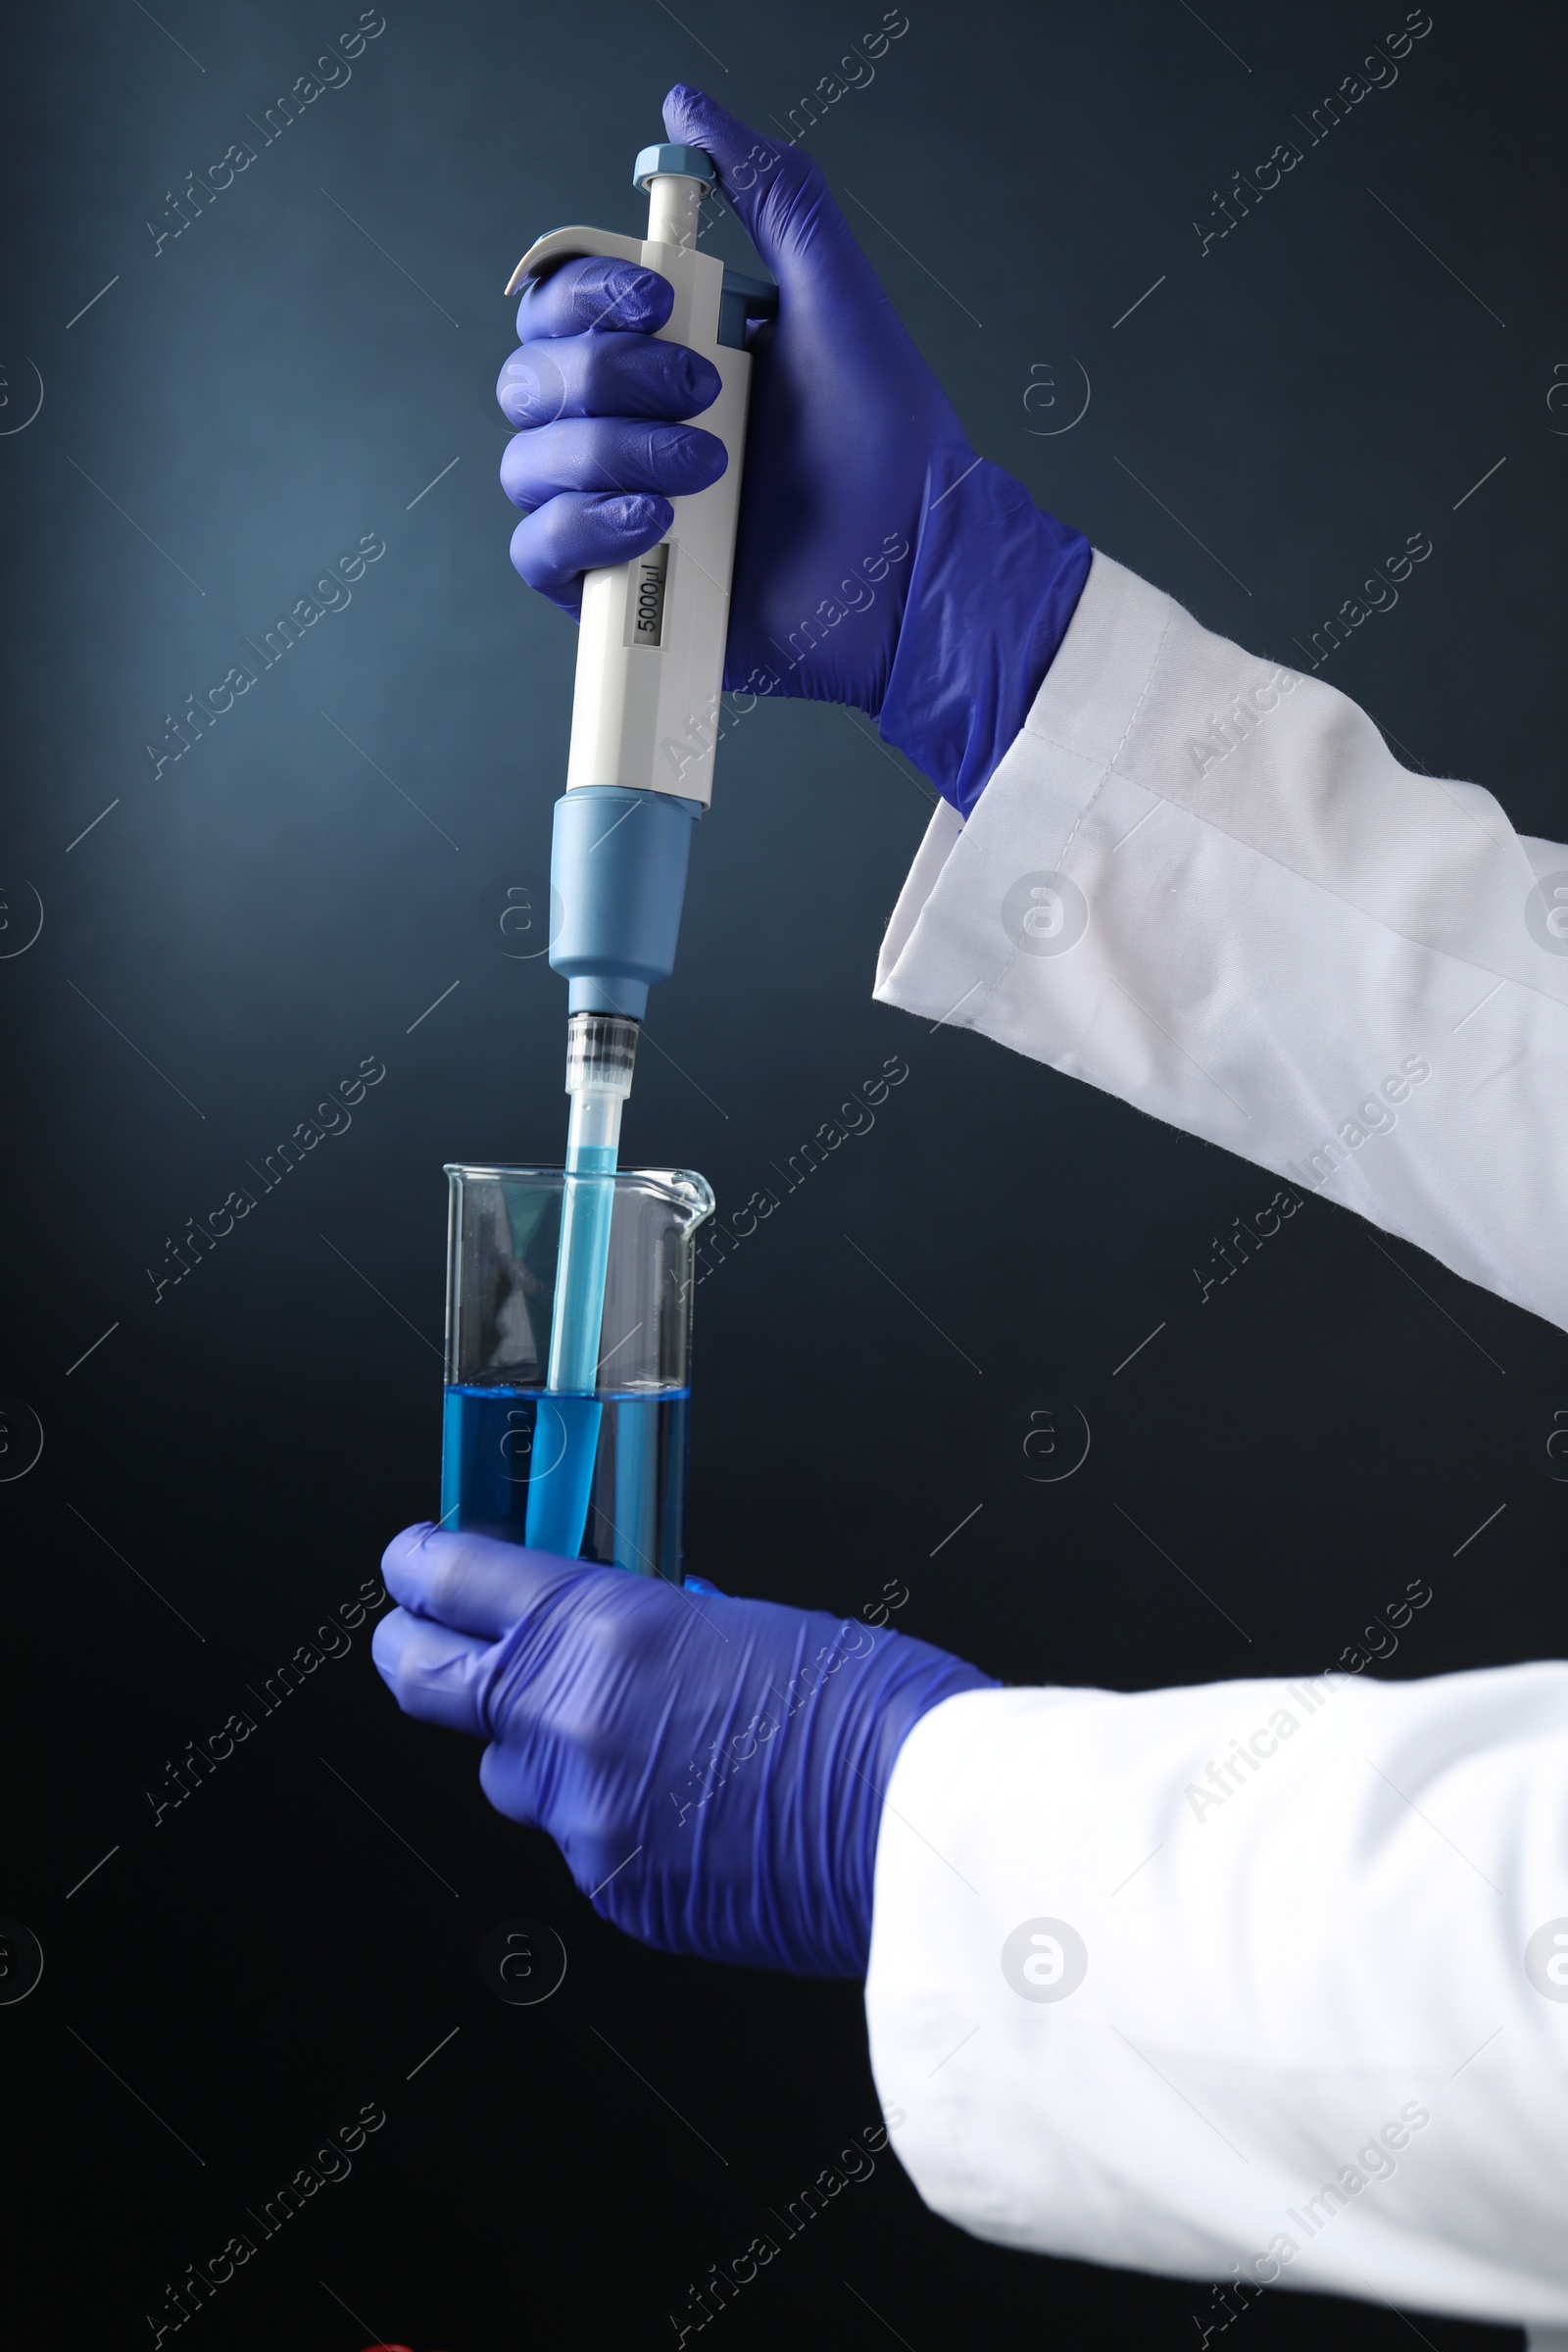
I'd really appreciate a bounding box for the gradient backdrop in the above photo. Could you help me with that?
[2,2,1565,2345]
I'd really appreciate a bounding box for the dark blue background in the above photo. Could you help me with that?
[1,2,1563,2344]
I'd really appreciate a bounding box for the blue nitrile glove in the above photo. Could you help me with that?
[371,1524,996,1976]
[497,86,1090,817]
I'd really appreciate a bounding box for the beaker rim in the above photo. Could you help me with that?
[443,1163,714,1224]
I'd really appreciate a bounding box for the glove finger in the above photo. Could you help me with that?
[479,1722,646,1902]
[370,1606,493,1736]
[662,82,880,313]
[500,416,725,513]
[509,491,672,610]
[497,330,720,431]
[514,254,674,343]
[477,1737,544,1830]
[382,1521,595,1638]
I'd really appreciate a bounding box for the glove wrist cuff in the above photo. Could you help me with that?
[877,455,1091,817]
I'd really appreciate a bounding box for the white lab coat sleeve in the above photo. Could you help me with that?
[873,552,1568,1333]
[864,1668,1568,2326]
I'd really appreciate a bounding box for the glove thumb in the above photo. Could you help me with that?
[662,83,883,316]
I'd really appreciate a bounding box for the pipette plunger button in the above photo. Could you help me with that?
[632,142,716,191]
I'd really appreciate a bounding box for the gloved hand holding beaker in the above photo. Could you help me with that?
[372,1523,995,1975]
[498,85,1089,815]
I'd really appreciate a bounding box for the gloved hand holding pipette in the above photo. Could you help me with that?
[372,1523,994,1974]
[497,88,1079,1571]
[500,83,1090,816]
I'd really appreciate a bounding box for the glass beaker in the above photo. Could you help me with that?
[440,1164,713,1581]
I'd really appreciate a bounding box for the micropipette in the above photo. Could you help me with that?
[504,138,774,1556]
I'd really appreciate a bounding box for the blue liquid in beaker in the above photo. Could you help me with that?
[440,1384,690,1579]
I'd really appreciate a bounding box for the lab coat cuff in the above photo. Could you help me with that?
[873,550,1170,1011]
